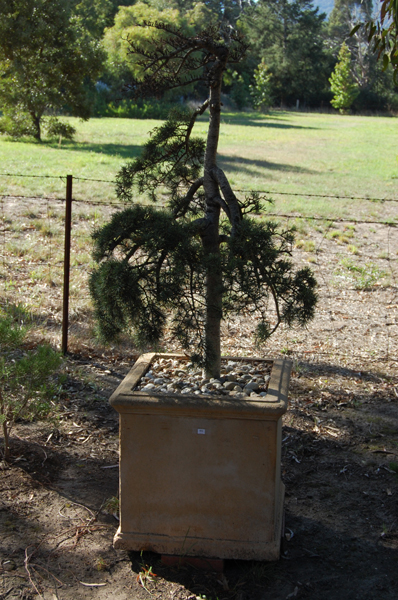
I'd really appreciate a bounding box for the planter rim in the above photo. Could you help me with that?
[110,354,291,419]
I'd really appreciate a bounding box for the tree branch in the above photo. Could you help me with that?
[211,194,230,219]
[191,217,209,234]
[186,99,209,151]
[173,177,204,217]
[210,166,242,234]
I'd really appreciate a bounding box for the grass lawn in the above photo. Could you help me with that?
[0,110,397,220]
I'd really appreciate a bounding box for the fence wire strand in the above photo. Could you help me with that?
[2,172,398,203]
[0,174,397,364]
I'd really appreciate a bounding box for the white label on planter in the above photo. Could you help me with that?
[197,428,206,434]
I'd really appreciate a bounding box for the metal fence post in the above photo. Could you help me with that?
[62,175,72,355]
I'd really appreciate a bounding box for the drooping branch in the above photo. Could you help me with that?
[240,191,271,215]
[116,108,205,202]
[172,176,204,217]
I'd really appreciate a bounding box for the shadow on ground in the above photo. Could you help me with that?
[44,141,142,160]
[218,112,317,129]
[1,349,397,600]
[219,154,317,176]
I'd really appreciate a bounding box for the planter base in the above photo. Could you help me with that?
[110,354,291,562]
[113,483,285,561]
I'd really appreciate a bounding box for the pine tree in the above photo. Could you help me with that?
[243,0,330,107]
[89,21,317,378]
[250,60,273,111]
[329,42,359,113]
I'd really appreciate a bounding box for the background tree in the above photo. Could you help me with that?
[242,0,331,107]
[74,0,116,37]
[103,2,214,84]
[90,21,317,378]
[0,0,105,140]
[250,60,273,111]
[358,0,398,81]
[101,0,217,111]
[329,41,359,112]
[328,0,384,105]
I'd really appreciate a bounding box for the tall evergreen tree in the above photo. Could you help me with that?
[329,0,398,108]
[328,0,373,87]
[329,41,359,111]
[243,0,331,106]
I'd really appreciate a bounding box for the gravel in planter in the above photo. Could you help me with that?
[135,358,272,398]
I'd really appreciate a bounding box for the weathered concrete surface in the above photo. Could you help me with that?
[110,355,291,561]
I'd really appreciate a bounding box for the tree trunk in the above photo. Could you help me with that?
[0,388,9,461]
[31,113,41,141]
[2,420,10,461]
[202,59,226,379]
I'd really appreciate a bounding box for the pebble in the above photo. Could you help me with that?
[142,383,156,391]
[167,382,180,390]
[223,381,236,390]
[226,373,237,381]
[244,381,259,391]
[134,358,272,398]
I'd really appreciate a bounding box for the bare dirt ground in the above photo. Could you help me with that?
[1,200,398,600]
[1,349,397,600]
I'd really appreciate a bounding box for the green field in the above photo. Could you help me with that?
[0,110,397,220]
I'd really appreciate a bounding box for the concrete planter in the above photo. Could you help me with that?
[110,353,291,561]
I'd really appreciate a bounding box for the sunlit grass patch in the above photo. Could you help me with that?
[333,258,388,289]
[295,239,316,252]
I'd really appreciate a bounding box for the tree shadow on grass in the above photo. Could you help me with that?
[219,154,318,176]
[2,136,142,161]
[43,140,142,160]
[218,112,317,129]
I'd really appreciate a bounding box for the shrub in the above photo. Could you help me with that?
[0,108,37,138]
[45,117,76,140]
[0,312,63,461]
[96,99,176,120]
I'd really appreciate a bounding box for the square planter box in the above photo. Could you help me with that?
[110,353,291,561]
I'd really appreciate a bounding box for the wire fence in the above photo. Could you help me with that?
[0,173,397,366]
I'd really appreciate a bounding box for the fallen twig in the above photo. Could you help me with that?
[62,500,96,519]
[48,523,112,557]
[81,432,95,444]
[24,546,44,600]
[0,572,28,580]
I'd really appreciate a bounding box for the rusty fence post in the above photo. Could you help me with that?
[62,175,73,355]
